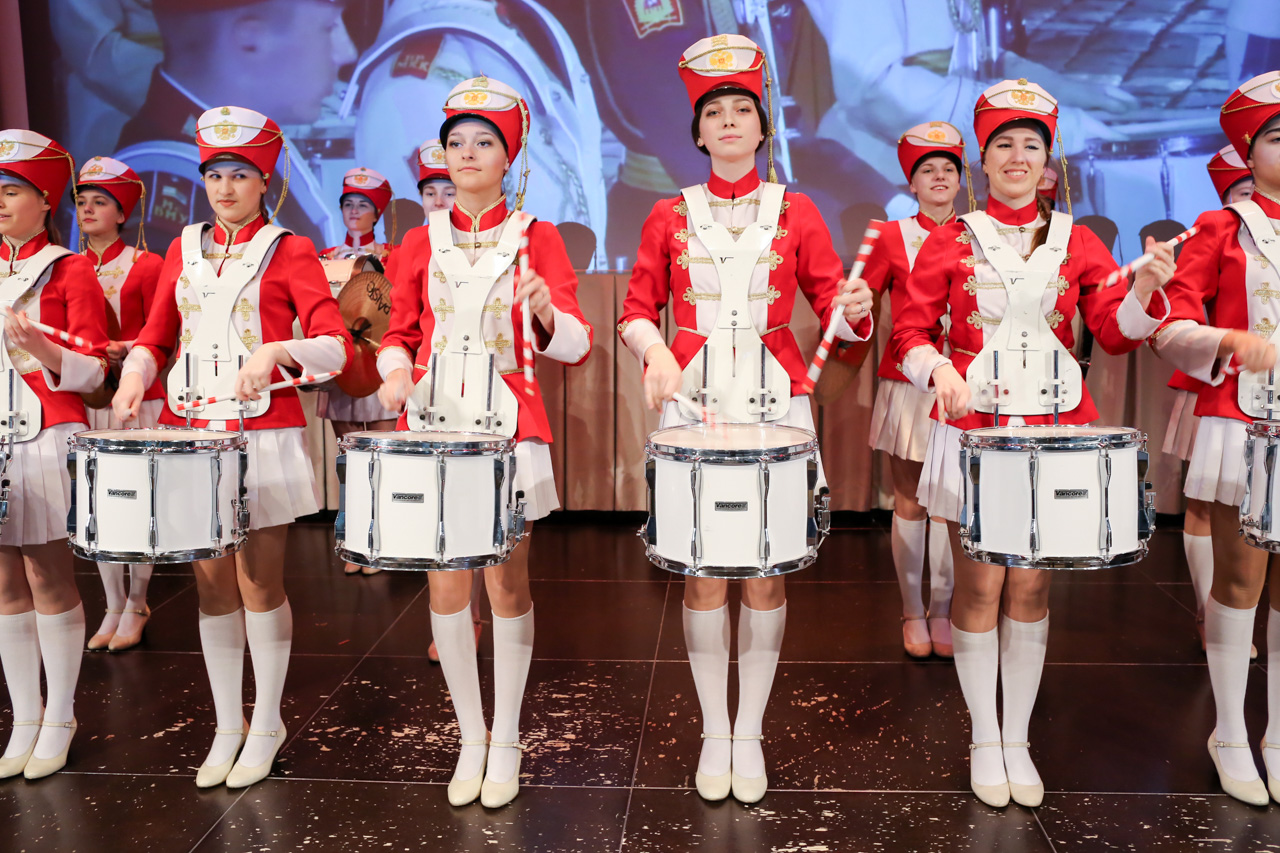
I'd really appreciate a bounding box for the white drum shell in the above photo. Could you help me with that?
[70,429,245,563]
[962,427,1150,569]
[1241,420,1280,551]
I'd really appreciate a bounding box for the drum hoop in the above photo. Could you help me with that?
[335,542,519,571]
[643,543,817,578]
[338,433,515,454]
[70,430,246,454]
[70,539,245,565]
[646,423,818,462]
[961,426,1143,451]
[1245,420,1280,439]
[959,543,1149,570]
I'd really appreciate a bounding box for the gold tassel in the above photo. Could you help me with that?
[269,139,291,226]
[1055,126,1072,217]
[963,150,977,213]
[763,55,777,184]
[134,180,149,256]
[514,98,531,210]
[388,198,398,246]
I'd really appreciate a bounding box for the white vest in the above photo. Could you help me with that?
[1230,200,1280,417]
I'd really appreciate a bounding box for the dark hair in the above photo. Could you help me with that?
[72,183,124,214]
[44,211,62,247]
[1028,195,1053,255]
[198,154,264,177]
[980,118,1051,163]
[417,175,455,194]
[438,114,510,158]
[910,152,962,179]
[691,88,768,156]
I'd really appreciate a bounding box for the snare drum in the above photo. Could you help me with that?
[68,428,247,563]
[641,423,830,578]
[1241,420,1280,551]
[335,431,526,571]
[959,426,1154,569]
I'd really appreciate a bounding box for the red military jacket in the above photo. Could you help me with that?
[0,231,108,428]
[1155,191,1280,423]
[890,197,1162,431]
[134,216,354,430]
[321,230,394,261]
[617,170,870,393]
[863,210,955,382]
[85,238,166,400]
[1168,371,1203,393]
[379,200,592,443]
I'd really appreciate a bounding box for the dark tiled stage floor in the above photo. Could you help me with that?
[3,516,1279,852]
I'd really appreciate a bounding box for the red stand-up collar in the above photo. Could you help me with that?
[707,170,762,200]
[85,237,126,267]
[0,229,51,264]
[212,214,266,247]
[451,197,509,232]
[1253,188,1280,219]
[985,196,1040,226]
[914,209,955,232]
[344,231,376,249]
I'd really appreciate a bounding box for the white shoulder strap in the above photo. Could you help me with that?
[1229,200,1280,272]
[756,182,786,232]
[959,211,1008,264]
[180,223,211,265]
[239,223,290,269]
[680,184,713,229]
[1027,211,1073,273]
[426,208,453,256]
[0,244,72,304]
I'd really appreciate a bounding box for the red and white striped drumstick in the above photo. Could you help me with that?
[174,370,341,413]
[3,308,102,351]
[673,391,715,426]
[801,220,883,394]
[518,216,536,397]
[1101,226,1198,288]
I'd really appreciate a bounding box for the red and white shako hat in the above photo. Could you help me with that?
[677,33,766,111]
[194,105,285,183]
[439,76,529,166]
[341,167,392,216]
[417,138,450,186]
[1207,143,1252,200]
[0,129,76,213]
[973,78,1059,153]
[897,121,965,181]
[1220,70,1280,159]
[77,156,144,219]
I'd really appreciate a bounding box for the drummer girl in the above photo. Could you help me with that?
[114,106,353,789]
[74,156,165,652]
[376,76,592,809]
[1149,71,1280,806]
[862,122,968,660]
[417,138,456,214]
[0,130,109,779]
[617,34,873,804]
[888,80,1174,808]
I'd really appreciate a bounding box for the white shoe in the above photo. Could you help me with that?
[1207,731,1268,806]
[447,735,489,806]
[729,734,767,804]
[1002,741,1044,807]
[225,725,286,789]
[196,720,248,788]
[1263,740,1280,804]
[480,741,524,808]
[24,719,77,780]
[969,741,1010,808]
[694,733,732,801]
[0,717,41,779]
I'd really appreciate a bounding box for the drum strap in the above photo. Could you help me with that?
[1228,201,1280,417]
[1228,200,1280,279]
[0,245,65,442]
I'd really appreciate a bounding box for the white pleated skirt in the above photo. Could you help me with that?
[868,378,936,462]
[1184,415,1248,507]
[1161,390,1200,463]
[0,422,80,547]
[916,416,1029,524]
[316,388,398,424]
[244,427,320,529]
[85,398,163,432]
[516,438,558,521]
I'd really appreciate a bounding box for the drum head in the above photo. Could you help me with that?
[340,430,513,453]
[963,424,1143,449]
[73,427,242,450]
[648,423,817,461]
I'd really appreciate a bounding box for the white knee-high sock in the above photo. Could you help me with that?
[999,614,1048,787]
[95,562,126,637]
[1183,533,1213,614]
[33,604,85,760]
[199,608,246,767]
[951,623,1005,787]
[927,520,954,617]
[1205,596,1259,781]
[683,603,731,777]
[1264,607,1280,781]
[488,607,534,785]
[0,610,42,759]
[239,600,292,768]
[734,602,785,780]
[431,604,488,782]
[891,515,928,620]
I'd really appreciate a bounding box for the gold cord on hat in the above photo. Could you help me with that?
[1055,126,1072,217]
[514,98,531,210]
[269,140,291,226]
[762,55,777,184]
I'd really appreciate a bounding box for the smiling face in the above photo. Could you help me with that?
[982,125,1048,204]
[420,179,457,214]
[445,120,509,198]
[341,194,377,235]
[909,155,961,209]
[76,188,126,241]
[1248,116,1280,196]
[201,160,267,226]
[0,178,50,239]
[696,92,764,161]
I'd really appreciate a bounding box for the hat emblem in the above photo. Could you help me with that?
[351,174,370,185]
[0,140,15,160]
[213,119,240,143]
[1274,81,1280,97]
[926,128,947,142]
[709,49,735,70]
[430,149,445,164]
[463,90,491,107]
[85,162,105,176]
[1011,89,1037,107]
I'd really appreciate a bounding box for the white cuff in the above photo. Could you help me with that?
[1151,320,1231,386]
[534,306,591,364]
[120,346,159,387]
[620,318,665,364]
[833,312,872,343]
[1116,287,1170,340]
[42,350,105,394]
[902,344,951,393]
[377,346,414,380]
[280,336,346,378]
